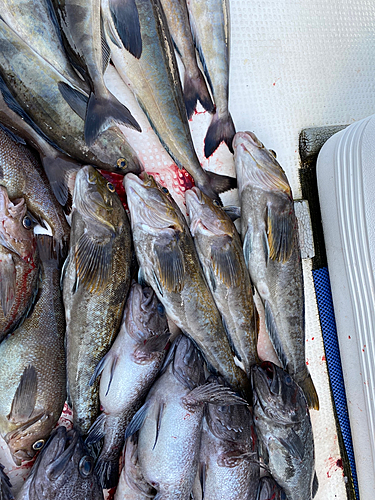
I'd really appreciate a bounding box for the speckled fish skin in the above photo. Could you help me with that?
[0,187,39,342]
[62,166,132,436]
[16,426,104,500]
[0,235,66,466]
[251,362,317,500]
[186,187,258,376]
[87,282,169,489]
[0,126,70,258]
[0,19,142,177]
[197,377,259,500]
[124,173,250,394]
[234,131,319,410]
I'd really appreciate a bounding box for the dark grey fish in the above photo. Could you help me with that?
[0,464,13,500]
[251,362,318,500]
[234,131,319,410]
[16,426,103,500]
[256,477,286,500]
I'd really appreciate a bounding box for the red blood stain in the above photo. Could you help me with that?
[326,455,344,478]
[336,459,343,469]
[311,337,315,341]
[322,355,326,361]
[100,171,128,209]
[306,359,309,365]
[273,82,276,86]
[348,336,351,339]
[106,487,117,500]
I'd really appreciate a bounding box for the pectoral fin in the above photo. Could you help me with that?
[182,383,247,408]
[0,253,16,317]
[154,239,185,293]
[243,225,253,263]
[7,365,37,424]
[278,428,305,460]
[58,82,88,120]
[264,301,288,370]
[211,239,241,288]
[109,0,142,58]
[124,402,150,439]
[266,202,295,263]
[86,413,106,445]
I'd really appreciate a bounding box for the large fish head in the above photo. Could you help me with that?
[73,165,125,236]
[233,132,292,199]
[168,334,206,389]
[0,186,37,261]
[251,362,308,426]
[185,187,235,239]
[124,173,185,237]
[124,281,169,358]
[23,426,102,500]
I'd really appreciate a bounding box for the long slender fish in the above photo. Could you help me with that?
[186,187,258,375]
[52,0,141,146]
[124,173,250,393]
[104,0,235,203]
[0,187,39,342]
[16,426,104,500]
[234,131,319,410]
[187,0,235,158]
[158,0,214,118]
[62,166,132,436]
[0,235,66,466]
[251,362,318,500]
[86,282,170,489]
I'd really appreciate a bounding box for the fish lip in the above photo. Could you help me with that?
[233,131,264,151]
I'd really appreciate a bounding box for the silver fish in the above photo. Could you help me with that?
[86,282,170,489]
[251,362,318,500]
[16,426,104,500]
[234,131,319,410]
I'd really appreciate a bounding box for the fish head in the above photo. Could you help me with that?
[73,165,125,236]
[233,132,292,199]
[0,186,37,261]
[169,334,206,389]
[124,173,185,237]
[23,426,102,500]
[185,187,235,239]
[251,362,308,425]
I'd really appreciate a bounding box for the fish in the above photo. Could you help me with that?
[158,0,214,118]
[0,186,39,342]
[62,165,132,436]
[251,362,318,500]
[16,426,104,500]
[114,434,155,500]
[185,187,258,375]
[234,131,319,410]
[103,0,235,203]
[52,0,141,146]
[197,376,259,500]
[125,335,247,500]
[0,126,70,257]
[0,235,66,466]
[187,0,236,158]
[0,464,13,500]
[86,282,170,489]
[124,173,250,394]
[0,18,142,190]
[256,477,286,500]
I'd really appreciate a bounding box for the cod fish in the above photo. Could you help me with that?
[16,426,104,500]
[256,477,286,500]
[187,0,235,158]
[197,376,259,500]
[125,335,246,500]
[62,166,132,436]
[0,464,13,500]
[0,235,66,466]
[234,131,319,410]
[124,173,250,393]
[0,187,39,342]
[186,187,258,375]
[86,282,170,489]
[158,0,214,118]
[104,0,235,203]
[52,0,141,146]
[251,362,318,500]
[0,126,70,257]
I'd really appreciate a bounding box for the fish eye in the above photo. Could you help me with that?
[117,158,127,170]
[22,216,32,229]
[285,375,292,386]
[107,182,115,193]
[32,439,45,451]
[157,303,165,316]
[161,186,169,195]
[212,200,221,207]
[79,456,94,477]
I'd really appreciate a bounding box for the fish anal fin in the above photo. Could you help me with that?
[266,201,295,263]
[154,239,185,293]
[264,300,288,370]
[7,365,37,424]
[109,0,142,58]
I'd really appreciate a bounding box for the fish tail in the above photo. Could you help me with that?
[197,170,237,203]
[204,110,236,158]
[296,370,320,410]
[95,456,121,490]
[84,91,141,147]
[184,68,214,119]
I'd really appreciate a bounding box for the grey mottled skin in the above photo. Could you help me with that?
[0,236,66,466]
[251,363,316,500]
[63,166,131,436]
[124,173,250,394]
[16,426,104,500]
[234,131,319,410]
[186,187,258,376]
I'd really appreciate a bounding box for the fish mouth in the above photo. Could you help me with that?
[232,131,264,151]
[186,187,231,238]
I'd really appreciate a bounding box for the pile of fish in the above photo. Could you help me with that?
[0,0,320,498]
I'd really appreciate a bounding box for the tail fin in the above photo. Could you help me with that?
[41,154,81,210]
[204,110,236,158]
[296,371,319,410]
[84,91,141,147]
[198,169,237,199]
[184,68,214,119]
